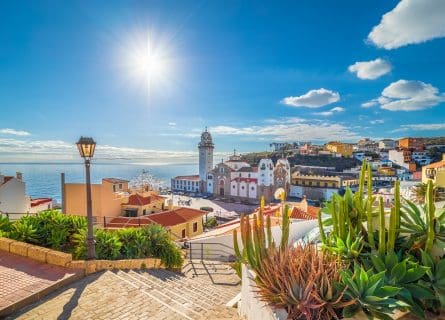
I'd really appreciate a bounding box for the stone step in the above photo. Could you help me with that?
[113,270,198,320]
[153,268,238,301]
[128,270,217,310]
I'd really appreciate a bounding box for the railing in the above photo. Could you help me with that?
[184,241,236,262]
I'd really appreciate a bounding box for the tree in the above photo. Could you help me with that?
[412,182,445,204]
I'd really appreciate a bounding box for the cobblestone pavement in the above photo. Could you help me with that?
[9,261,242,320]
[0,251,81,316]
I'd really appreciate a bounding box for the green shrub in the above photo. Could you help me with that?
[204,217,217,229]
[95,229,122,260]
[9,219,38,243]
[0,215,12,233]
[159,242,183,269]
[117,228,147,259]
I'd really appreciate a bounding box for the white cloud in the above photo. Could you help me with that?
[376,80,445,111]
[168,122,176,126]
[209,118,359,142]
[0,128,31,136]
[370,119,385,124]
[361,100,378,108]
[348,58,392,80]
[313,106,345,116]
[281,88,340,108]
[368,0,445,49]
[393,123,445,132]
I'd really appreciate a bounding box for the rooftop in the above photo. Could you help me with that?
[123,193,165,206]
[173,175,200,181]
[102,178,129,184]
[30,198,52,207]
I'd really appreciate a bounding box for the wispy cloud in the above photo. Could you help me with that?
[368,0,445,49]
[348,58,392,80]
[0,128,31,136]
[281,88,340,108]
[313,106,345,116]
[370,119,385,124]
[393,123,445,132]
[208,118,359,142]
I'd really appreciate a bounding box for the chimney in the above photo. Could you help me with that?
[167,199,174,210]
[301,195,308,213]
[16,172,22,181]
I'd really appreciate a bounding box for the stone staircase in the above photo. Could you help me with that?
[112,260,241,319]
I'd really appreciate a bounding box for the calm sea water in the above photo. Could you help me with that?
[0,162,197,203]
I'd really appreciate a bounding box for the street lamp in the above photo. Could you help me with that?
[76,136,96,260]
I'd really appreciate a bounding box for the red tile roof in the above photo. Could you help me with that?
[107,207,206,229]
[290,206,319,220]
[124,194,165,206]
[0,176,13,187]
[425,160,445,169]
[173,175,200,181]
[30,198,52,207]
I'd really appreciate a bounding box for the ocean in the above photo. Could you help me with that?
[0,162,198,203]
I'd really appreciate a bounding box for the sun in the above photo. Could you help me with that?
[118,30,173,95]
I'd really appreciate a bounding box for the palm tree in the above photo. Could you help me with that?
[411,182,445,204]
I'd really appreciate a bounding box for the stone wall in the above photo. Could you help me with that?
[0,237,165,275]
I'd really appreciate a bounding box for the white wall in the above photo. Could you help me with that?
[0,178,29,213]
[187,219,318,261]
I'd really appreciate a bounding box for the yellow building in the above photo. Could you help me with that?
[106,207,206,240]
[422,154,445,188]
[291,172,359,188]
[121,192,166,217]
[64,178,130,218]
[325,141,353,157]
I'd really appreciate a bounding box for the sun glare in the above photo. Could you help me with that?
[119,30,173,96]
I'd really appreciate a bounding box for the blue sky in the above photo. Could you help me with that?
[0,0,444,162]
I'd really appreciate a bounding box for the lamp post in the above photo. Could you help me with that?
[76,137,96,260]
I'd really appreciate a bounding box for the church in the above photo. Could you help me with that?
[171,128,292,203]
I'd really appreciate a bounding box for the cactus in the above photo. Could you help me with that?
[425,180,436,253]
[394,180,401,237]
[280,205,290,250]
[318,208,327,244]
[366,164,375,249]
[378,197,386,256]
[233,196,290,271]
[387,207,396,254]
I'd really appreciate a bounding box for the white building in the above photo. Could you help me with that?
[379,139,396,150]
[171,175,200,193]
[0,173,29,213]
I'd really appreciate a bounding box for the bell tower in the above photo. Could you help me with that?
[198,128,214,193]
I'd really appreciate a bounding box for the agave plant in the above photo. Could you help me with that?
[0,215,12,233]
[322,232,364,262]
[255,243,353,320]
[370,252,433,318]
[418,250,445,311]
[400,181,445,254]
[117,228,147,258]
[341,264,406,320]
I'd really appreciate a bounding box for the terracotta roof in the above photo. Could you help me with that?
[290,206,319,220]
[424,160,445,169]
[124,194,165,206]
[30,198,52,207]
[173,175,200,181]
[107,207,206,229]
[103,178,129,184]
[0,176,13,187]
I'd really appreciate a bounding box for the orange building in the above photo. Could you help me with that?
[325,141,353,157]
[398,138,424,151]
[64,178,130,218]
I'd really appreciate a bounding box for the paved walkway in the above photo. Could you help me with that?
[0,251,82,317]
[8,261,241,320]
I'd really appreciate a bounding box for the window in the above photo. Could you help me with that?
[119,183,122,189]
[248,174,251,178]
[251,186,254,190]
[208,175,212,180]
[113,185,117,192]
[241,186,245,190]
[193,222,198,232]
[324,182,328,187]
[233,185,235,189]
[181,229,186,238]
